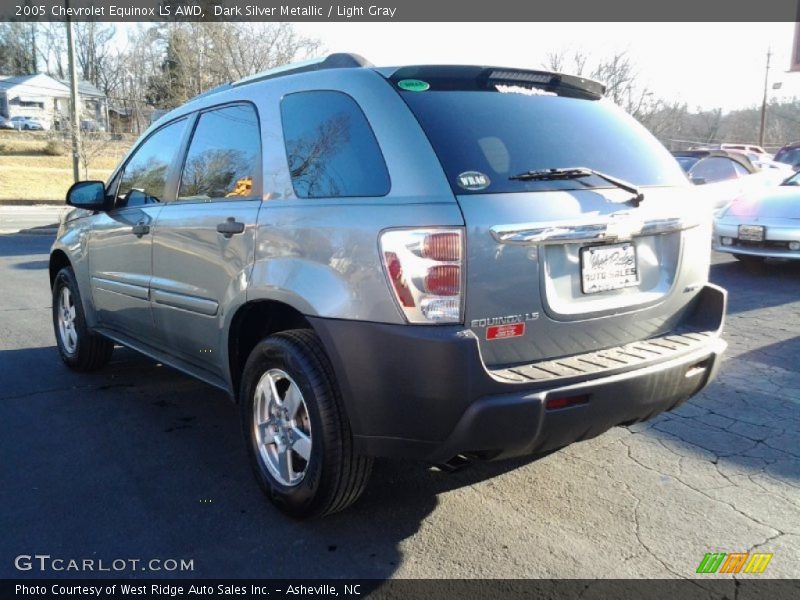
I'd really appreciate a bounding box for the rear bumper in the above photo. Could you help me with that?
[309,284,727,463]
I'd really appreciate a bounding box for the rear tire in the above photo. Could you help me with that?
[240,329,373,518]
[52,266,114,371]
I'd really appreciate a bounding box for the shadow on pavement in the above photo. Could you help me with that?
[0,232,54,257]
[0,344,542,580]
[12,259,49,270]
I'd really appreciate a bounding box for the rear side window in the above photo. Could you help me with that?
[280,91,390,198]
[116,118,188,207]
[399,90,687,194]
[178,104,260,201]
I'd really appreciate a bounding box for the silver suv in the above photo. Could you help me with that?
[50,54,727,518]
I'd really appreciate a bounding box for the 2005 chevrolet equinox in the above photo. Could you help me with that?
[49,54,727,518]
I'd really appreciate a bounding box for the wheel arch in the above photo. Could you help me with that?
[49,249,72,288]
[227,299,315,401]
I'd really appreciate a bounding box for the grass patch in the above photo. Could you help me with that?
[0,135,130,201]
[0,163,114,201]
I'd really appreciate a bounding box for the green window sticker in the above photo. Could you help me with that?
[397,79,430,92]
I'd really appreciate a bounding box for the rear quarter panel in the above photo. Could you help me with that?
[244,69,464,322]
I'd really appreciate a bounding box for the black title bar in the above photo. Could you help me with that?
[2,0,800,22]
[4,579,800,600]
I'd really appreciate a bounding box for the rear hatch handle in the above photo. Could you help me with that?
[490,215,700,245]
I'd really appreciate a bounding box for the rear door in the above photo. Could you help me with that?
[150,103,262,376]
[396,77,710,367]
[89,117,189,339]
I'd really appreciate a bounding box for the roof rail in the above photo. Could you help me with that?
[192,82,233,100]
[231,53,373,88]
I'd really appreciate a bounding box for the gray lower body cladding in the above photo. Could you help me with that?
[308,284,727,463]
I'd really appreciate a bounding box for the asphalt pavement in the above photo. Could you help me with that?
[0,231,797,580]
[0,205,68,235]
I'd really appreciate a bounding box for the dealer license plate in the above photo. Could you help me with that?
[580,243,639,294]
[738,224,765,242]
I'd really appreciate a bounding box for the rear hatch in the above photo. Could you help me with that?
[391,66,710,367]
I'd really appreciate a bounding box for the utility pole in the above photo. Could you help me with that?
[65,5,81,182]
[758,47,772,148]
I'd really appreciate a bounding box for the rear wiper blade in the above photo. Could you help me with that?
[508,167,644,206]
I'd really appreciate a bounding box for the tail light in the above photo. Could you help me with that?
[379,228,464,323]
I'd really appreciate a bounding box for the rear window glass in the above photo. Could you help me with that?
[674,156,700,172]
[399,90,687,194]
[280,91,390,198]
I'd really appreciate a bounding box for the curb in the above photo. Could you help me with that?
[0,200,64,206]
[0,225,59,236]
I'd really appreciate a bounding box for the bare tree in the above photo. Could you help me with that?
[142,22,320,108]
[0,22,38,74]
[36,24,67,79]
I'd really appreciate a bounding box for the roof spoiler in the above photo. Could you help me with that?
[386,65,606,99]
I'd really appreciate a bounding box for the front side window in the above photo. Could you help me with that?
[116,118,188,208]
[280,91,390,198]
[178,104,261,201]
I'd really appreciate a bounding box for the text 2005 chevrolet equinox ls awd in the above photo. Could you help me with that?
[49,54,727,517]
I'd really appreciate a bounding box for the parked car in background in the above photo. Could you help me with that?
[741,151,794,176]
[673,149,765,213]
[691,143,770,156]
[774,142,800,170]
[0,115,15,129]
[714,170,800,263]
[9,116,48,131]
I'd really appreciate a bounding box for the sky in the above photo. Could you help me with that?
[115,22,799,113]
[291,22,797,112]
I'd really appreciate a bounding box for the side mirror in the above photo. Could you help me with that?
[66,181,109,211]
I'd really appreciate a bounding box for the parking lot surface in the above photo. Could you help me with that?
[1,232,797,579]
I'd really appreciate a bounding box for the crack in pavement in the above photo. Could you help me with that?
[619,434,784,539]
[566,451,690,580]
[0,383,125,402]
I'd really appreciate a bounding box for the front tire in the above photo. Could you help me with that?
[240,329,373,518]
[52,267,114,371]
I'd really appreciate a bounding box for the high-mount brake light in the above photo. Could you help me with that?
[380,229,464,323]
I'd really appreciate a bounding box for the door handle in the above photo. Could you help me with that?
[216,217,245,238]
[131,222,150,237]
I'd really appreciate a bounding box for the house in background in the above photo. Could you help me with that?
[0,73,108,131]
[56,78,109,131]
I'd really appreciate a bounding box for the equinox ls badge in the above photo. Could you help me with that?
[471,312,539,329]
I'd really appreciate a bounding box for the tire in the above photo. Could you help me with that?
[52,266,114,371]
[733,254,766,264]
[240,329,373,518]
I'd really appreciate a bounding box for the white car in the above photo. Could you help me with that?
[9,116,48,131]
[714,171,800,263]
